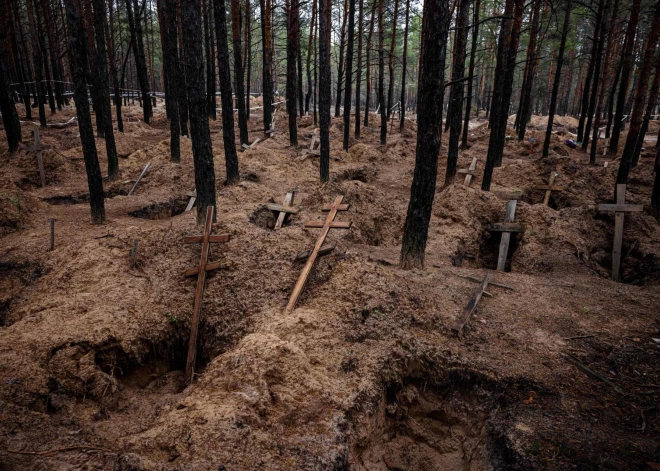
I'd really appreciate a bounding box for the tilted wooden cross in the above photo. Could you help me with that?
[597,183,643,282]
[533,172,563,206]
[457,157,478,186]
[25,128,51,187]
[182,206,231,382]
[185,189,196,212]
[486,200,524,271]
[268,190,299,229]
[241,138,261,151]
[286,196,351,311]
[128,161,151,196]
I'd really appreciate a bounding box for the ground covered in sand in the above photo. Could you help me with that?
[0,102,659,470]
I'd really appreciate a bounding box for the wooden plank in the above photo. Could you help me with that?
[185,206,214,383]
[486,222,524,233]
[250,138,261,149]
[321,203,350,211]
[457,169,478,175]
[267,203,300,214]
[534,184,564,192]
[597,203,643,212]
[452,272,492,335]
[497,200,517,271]
[185,190,196,212]
[611,184,626,282]
[304,220,352,229]
[275,191,295,229]
[287,196,344,311]
[184,260,222,277]
[460,156,478,185]
[309,135,316,151]
[543,172,558,205]
[127,161,152,196]
[183,234,231,244]
[294,244,335,263]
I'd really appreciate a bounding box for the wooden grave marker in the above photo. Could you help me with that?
[127,161,152,196]
[241,138,261,151]
[533,172,563,206]
[452,271,514,335]
[458,157,478,185]
[286,196,351,311]
[183,206,231,382]
[269,190,298,229]
[597,183,643,282]
[25,128,51,187]
[486,200,523,271]
[185,189,196,212]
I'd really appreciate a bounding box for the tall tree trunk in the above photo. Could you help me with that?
[204,0,217,119]
[27,0,47,127]
[9,0,32,120]
[231,0,249,145]
[400,0,450,269]
[107,0,124,132]
[481,0,524,191]
[444,0,469,186]
[399,0,410,131]
[245,0,252,119]
[126,0,153,123]
[378,0,386,144]
[354,0,363,137]
[92,0,119,180]
[576,2,604,144]
[182,0,217,223]
[386,0,400,119]
[609,0,641,154]
[305,0,317,113]
[652,139,660,217]
[286,0,300,145]
[319,0,331,181]
[159,0,181,162]
[515,0,539,140]
[616,5,660,194]
[64,0,105,224]
[364,0,376,127]
[343,0,355,150]
[214,0,241,184]
[260,0,274,136]
[632,53,660,166]
[0,17,22,154]
[297,26,304,118]
[542,0,572,158]
[35,0,55,115]
[335,0,349,117]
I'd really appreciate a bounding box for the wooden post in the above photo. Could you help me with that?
[458,157,478,185]
[274,190,297,229]
[452,271,492,335]
[497,200,518,271]
[127,161,152,196]
[25,128,52,187]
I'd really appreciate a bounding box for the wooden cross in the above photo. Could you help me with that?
[25,128,51,187]
[128,161,151,196]
[182,206,231,382]
[534,172,563,206]
[457,157,478,185]
[286,196,351,311]
[597,184,643,282]
[269,191,298,229]
[241,138,261,151]
[486,200,523,271]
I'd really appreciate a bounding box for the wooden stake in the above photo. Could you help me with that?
[127,161,152,196]
[25,128,51,187]
[452,271,492,335]
[460,157,478,185]
[273,191,297,229]
[489,200,519,272]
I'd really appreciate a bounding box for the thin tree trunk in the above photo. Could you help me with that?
[260,0,273,136]
[286,0,300,145]
[378,0,386,144]
[343,0,355,150]
[305,0,317,113]
[399,0,410,132]
[0,16,22,154]
[515,0,539,140]
[160,0,181,162]
[245,0,252,119]
[204,0,216,119]
[364,0,376,127]
[633,53,660,166]
[27,0,47,127]
[335,0,349,117]
[386,0,400,119]
[231,0,249,145]
[319,0,331,181]
[126,0,153,123]
[400,0,450,269]
[107,0,123,132]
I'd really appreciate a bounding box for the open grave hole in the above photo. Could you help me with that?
[42,188,127,205]
[349,374,527,471]
[0,261,43,327]
[333,167,376,183]
[249,204,277,230]
[478,229,520,272]
[128,196,189,219]
[590,243,660,286]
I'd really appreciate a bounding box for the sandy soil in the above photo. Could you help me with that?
[0,102,659,470]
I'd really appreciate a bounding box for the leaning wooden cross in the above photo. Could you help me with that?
[183,206,230,382]
[269,190,298,229]
[241,138,261,151]
[486,200,523,271]
[533,172,563,206]
[452,271,514,335]
[597,184,643,282]
[286,196,351,311]
[127,161,152,196]
[458,157,478,186]
[25,128,51,187]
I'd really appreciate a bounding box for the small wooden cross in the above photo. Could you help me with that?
[457,157,478,185]
[286,196,351,311]
[269,190,299,229]
[241,138,261,151]
[486,200,523,271]
[534,172,563,206]
[25,128,51,187]
[597,184,643,282]
[182,206,231,382]
[128,161,151,196]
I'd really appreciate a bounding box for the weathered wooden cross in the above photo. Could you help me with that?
[128,161,151,196]
[25,128,51,187]
[533,172,563,206]
[241,138,261,151]
[597,183,643,282]
[286,196,351,311]
[486,200,524,271]
[268,190,299,229]
[185,189,196,212]
[458,157,478,186]
[182,206,230,382]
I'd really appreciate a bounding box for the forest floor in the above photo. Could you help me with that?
[0,101,659,471]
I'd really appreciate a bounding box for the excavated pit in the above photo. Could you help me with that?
[477,230,521,271]
[128,196,189,219]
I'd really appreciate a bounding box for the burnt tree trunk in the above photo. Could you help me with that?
[461,0,480,146]
[364,0,376,127]
[399,0,410,132]
[214,0,241,184]
[159,0,181,162]
[260,0,274,136]
[27,0,47,127]
[246,0,252,119]
[542,0,572,158]
[343,0,355,150]
[231,0,249,145]
[286,0,300,146]
[126,0,153,123]
[182,0,217,223]
[106,0,123,133]
[319,0,331,181]
[355,0,363,137]
[335,0,348,117]
[204,0,217,120]
[386,0,399,119]
[400,0,450,269]
[481,0,524,191]
[515,0,539,140]
[305,0,317,113]
[378,0,386,145]
[64,0,105,224]
[0,20,22,154]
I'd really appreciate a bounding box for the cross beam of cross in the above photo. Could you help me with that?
[486,200,523,271]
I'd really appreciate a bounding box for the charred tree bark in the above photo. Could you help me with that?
[364,0,376,127]
[461,0,480,146]
[0,21,22,153]
[444,0,469,186]
[107,0,124,133]
[214,0,241,184]
[64,0,105,224]
[343,0,355,150]
[400,0,410,132]
[481,0,524,191]
[260,0,274,136]
[245,0,252,119]
[126,0,153,123]
[334,0,348,117]
[400,0,450,269]
[355,0,363,137]
[542,0,572,158]
[182,0,217,223]
[387,0,400,119]
[286,0,300,146]
[378,0,386,145]
[319,0,331,181]
[581,0,607,151]
[305,0,317,113]
[515,0,539,140]
[27,0,47,127]
[159,0,181,162]
[204,0,217,120]
[231,0,249,145]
